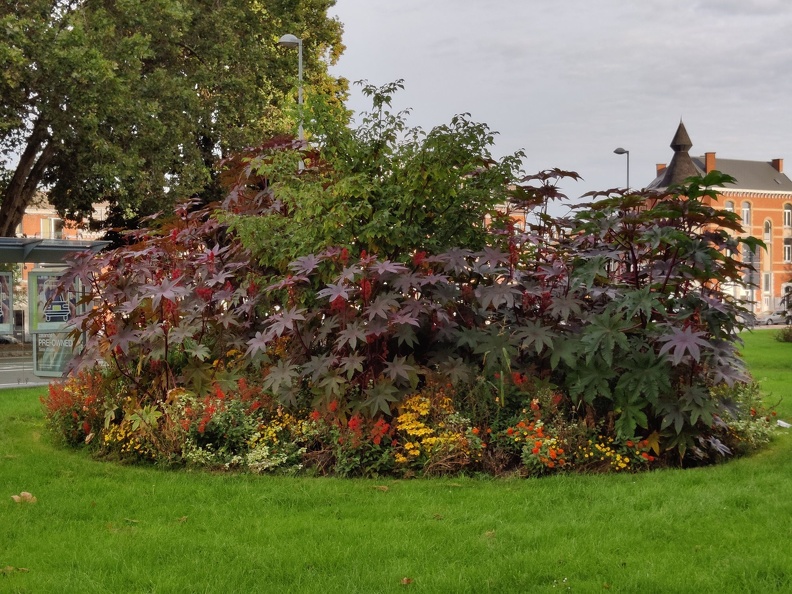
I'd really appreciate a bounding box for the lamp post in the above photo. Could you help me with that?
[277,33,303,142]
[613,147,629,190]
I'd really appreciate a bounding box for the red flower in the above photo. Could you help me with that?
[328,400,339,413]
[347,415,362,432]
[506,427,514,436]
[310,410,321,421]
[412,251,427,267]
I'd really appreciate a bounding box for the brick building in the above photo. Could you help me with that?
[648,122,792,313]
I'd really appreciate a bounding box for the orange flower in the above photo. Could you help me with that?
[506,427,514,436]
[549,448,557,459]
[472,427,480,436]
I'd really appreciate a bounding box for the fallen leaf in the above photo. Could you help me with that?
[124,518,139,524]
[11,492,36,503]
[400,577,413,585]
[177,516,188,523]
[374,485,389,492]
[484,530,496,539]
[18,568,29,573]
[432,514,444,520]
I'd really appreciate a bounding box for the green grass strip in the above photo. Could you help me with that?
[1,332,791,593]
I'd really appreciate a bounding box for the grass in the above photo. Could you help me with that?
[2,335,792,593]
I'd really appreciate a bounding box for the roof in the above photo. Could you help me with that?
[691,157,792,192]
[647,121,792,192]
[0,238,109,264]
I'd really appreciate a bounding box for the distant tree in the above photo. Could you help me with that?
[0,0,345,236]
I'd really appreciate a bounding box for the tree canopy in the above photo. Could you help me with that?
[220,81,526,272]
[0,0,345,236]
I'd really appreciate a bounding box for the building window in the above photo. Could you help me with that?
[725,200,735,213]
[764,220,772,241]
[763,272,772,292]
[785,204,792,227]
[785,239,792,263]
[741,202,752,226]
[40,218,64,239]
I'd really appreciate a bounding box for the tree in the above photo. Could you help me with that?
[0,0,345,236]
[219,81,526,272]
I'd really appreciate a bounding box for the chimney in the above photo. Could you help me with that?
[772,158,783,173]
[656,163,667,175]
[705,152,716,173]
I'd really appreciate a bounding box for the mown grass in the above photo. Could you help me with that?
[2,335,792,593]
[740,328,792,418]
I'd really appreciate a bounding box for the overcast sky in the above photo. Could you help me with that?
[328,0,792,206]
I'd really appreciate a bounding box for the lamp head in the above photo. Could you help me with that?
[277,34,301,49]
[613,147,629,155]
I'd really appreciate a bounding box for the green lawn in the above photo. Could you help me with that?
[2,333,792,593]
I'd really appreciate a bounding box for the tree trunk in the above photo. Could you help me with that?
[0,118,54,237]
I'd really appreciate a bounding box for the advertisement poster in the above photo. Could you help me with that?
[28,271,78,333]
[0,272,11,334]
[28,269,83,376]
[35,332,76,375]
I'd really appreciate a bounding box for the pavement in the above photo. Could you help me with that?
[0,351,51,389]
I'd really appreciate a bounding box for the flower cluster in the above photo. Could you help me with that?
[392,383,479,474]
[576,437,656,472]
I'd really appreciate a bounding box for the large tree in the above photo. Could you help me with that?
[0,0,345,236]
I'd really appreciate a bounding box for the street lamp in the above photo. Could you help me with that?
[613,147,629,190]
[277,33,303,142]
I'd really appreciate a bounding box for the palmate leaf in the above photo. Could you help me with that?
[365,294,400,320]
[614,349,670,407]
[335,321,367,350]
[430,248,473,275]
[394,324,418,348]
[568,358,616,403]
[340,353,365,379]
[262,360,300,395]
[435,355,475,385]
[547,293,582,321]
[383,356,420,388]
[316,372,347,399]
[617,286,667,321]
[266,307,306,338]
[580,312,631,366]
[657,327,711,365]
[288,253,325,275]
[302,353,336,382]
[371,259,409,277]
[476,282,522,310]
[317,281,351,302]
[549,337,581,370]
[473,326,517,372]
[512,320,556,356]
[613,391,649,440]
[361,382,401,416]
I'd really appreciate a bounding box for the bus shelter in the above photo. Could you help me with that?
[0,238,109,377]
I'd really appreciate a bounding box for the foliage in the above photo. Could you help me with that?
[48,136,771,473]
[59,200,263,402]
[219,81,526,272]
[0,0,345,235]
[775,325,792,342]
